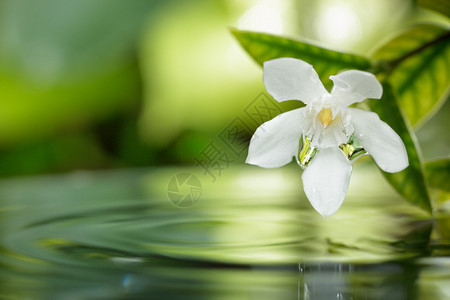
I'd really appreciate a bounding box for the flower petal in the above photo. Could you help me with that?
[263,58,328,104]
[349,108,408,173]
[330,70,382,107]
[302,148,352,217]
[246,108,304,168]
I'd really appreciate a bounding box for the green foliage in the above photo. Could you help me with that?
[373,24,450,127]
[368,83,431,212]
[230,29,371,88]
[417,0,450,18]
[231,27,450,213]
[0,0,158,146]
[425,158,450,192]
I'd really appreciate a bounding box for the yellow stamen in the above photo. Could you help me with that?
[319,108,333,128]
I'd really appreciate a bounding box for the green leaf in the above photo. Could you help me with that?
[417,0,450,18]
[231,29,372,88]
[425,158,450,192]
[368,82,432,212]
[372,24,450,127]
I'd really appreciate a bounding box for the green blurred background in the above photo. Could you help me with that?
[0,0,447,177]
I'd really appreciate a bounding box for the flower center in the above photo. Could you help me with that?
[319,108,333,128]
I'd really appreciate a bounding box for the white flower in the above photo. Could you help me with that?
[246,58,408,217]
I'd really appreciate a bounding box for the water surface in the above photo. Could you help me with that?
[0,164,449,299]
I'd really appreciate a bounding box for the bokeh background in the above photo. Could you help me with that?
[0,0,447,177]
[0,1,449,298]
